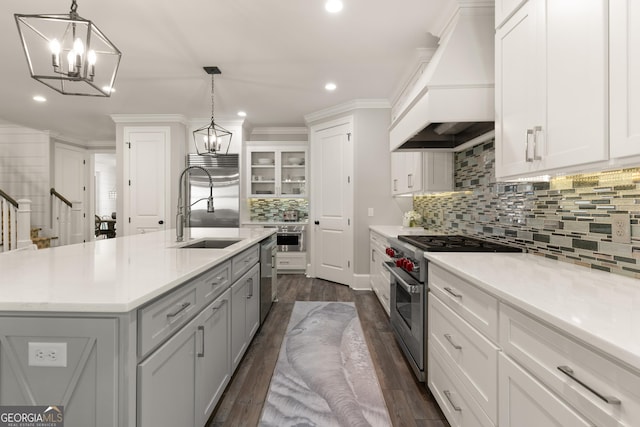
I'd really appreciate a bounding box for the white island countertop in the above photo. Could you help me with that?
[425,252,640,372]
[0,227,275,313]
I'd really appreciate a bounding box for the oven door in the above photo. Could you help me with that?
[385,262,425,381]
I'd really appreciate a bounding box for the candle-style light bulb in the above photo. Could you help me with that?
[73,38,84,55]
[50,39,61,68]
[87,50,97,78]
[67,50,76,74]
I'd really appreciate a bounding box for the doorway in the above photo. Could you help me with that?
[94,153,117,239]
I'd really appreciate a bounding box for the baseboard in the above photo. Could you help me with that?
[351,274,372,291]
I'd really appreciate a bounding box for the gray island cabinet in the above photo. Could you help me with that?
[0,228,274,427]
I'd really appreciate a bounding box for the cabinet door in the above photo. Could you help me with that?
[196,290,231,427]
[391,152,405,195]
[248,149,276,197]
[423,152,453,192]
[279,149,307,197]
[230,278,248,372]
[610,0,640,158]
[138,316,197,427]
[245,267,260,341]
[406,152,423,193]
[498,354,593,427]
[495,1,540,178]
[542,0,608,171]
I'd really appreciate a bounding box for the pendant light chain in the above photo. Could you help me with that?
[210,74,216,120]
[70,0,78,18]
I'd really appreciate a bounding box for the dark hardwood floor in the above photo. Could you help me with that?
[207,274,450,427]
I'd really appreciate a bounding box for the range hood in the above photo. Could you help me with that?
[390,3,495,151]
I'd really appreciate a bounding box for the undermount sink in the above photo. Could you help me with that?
[178,238,243,249]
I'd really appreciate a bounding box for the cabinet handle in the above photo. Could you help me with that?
[444,287,462,299]
[393,179,398,192]
[557,366,621,405]
[525,129,534,162]
[212,300,227,312]
[408,173,413,188]
[210,276,225,287]
[444,333,462,350]
[372,249,376,262]
[443,390,462,412]
[197,326,205,358]
[166,302,190,319]
[247,278,254,299]
[533,125,543,160]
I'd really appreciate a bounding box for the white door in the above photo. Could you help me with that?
[124,128,169,235]
[310,118,353,286]
[54,143,88,241]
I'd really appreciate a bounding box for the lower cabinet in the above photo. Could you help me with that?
[138,289,231,427]
[369,230,391,315]
[276,252,307,272]
[498,353,592,427]
[231,263,260,372]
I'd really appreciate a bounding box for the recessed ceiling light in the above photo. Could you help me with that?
[325,82,337,91]
[33,95,46,102]
[325,0,343,13]
[237,111,247,117]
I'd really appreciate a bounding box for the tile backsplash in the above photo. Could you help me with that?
[249,198,309,222]
[414,139,640,279]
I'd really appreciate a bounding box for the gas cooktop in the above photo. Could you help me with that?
[398,235,522,253]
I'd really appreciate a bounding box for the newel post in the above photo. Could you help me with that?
[16,199,32,249]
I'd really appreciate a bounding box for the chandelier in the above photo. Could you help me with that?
[193,66,232,156]
[14,0,122,97]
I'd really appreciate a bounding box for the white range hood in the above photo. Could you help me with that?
[390,2,495,151]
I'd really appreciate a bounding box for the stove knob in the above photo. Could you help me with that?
[406,262,414,272]
[396,258,404,267]
[386,248,393,257]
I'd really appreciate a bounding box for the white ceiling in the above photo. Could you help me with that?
[1,0,454,142]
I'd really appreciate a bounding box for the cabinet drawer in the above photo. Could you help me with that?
[498,353,593,427]
[428,345,494,427]
[276,252,306,270]
[500,303,640,427]
[232,245,259,282]
[429,264,498,341]
[197,260,231,306]
[138,280,199,358]
[429,293,499,424]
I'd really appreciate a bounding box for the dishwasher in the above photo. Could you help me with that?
[260,234,277,324]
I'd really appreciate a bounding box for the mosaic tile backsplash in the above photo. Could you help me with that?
[414,139,640,279]
[249,198,309,222]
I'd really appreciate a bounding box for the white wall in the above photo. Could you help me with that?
[0,125,51,230]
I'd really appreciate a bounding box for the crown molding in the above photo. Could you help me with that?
[304,99,390,124]
[110,114,189,125]
[251,127,308,136]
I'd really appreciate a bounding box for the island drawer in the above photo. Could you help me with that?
[429,263,498,342]
[198,260,232,306]
[231,244,259,282]
[138,280,199,358]
[500,302,640,427]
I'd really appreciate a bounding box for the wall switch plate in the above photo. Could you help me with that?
[28,342,67,367]
[368,208,374,217]
[611,213,631,244]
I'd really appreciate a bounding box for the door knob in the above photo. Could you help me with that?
[314,221,320,225]
[158,220,164,225]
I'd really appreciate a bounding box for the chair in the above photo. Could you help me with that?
[95,215,111,239]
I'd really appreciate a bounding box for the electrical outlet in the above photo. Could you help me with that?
[611,213,631,244]
[28,342,67,367]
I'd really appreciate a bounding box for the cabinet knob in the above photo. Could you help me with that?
[314,221,320,225]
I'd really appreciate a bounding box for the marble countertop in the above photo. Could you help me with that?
[0,227,275,313]
[425,252,640,372]
[369,225,440,240]
[243,220,309,226]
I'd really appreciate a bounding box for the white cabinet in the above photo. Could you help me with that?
[498,353,593,427]
[391,152,453,196]
[138,289,231,427]
[610,1,640,159]
[369,230,391,315]
[276,252,307,272]
[495,0,608,180]
[495,0,527,28]
[230,263,260,372]
[246,144,308,198]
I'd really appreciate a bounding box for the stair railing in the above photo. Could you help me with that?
[50,188,82,246]
[0,188,32,252]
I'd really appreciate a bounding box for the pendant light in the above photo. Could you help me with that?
[193,66,232,156]
[14,0,122,97]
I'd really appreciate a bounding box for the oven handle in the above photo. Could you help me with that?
[384,262,422,294]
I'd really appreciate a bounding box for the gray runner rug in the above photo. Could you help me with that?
[258,301,392,427]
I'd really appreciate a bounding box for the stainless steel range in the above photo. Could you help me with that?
[384,235,522,382]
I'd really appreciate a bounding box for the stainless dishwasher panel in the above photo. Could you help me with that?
[260,234,277,324]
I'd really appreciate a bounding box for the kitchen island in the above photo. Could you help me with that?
[0,227,275,427]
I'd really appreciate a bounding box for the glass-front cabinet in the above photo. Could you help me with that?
[246,144,308,198]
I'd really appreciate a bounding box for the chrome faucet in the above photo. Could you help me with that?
[176,165,215,242]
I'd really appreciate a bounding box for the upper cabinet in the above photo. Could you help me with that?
[246,143,308,198]
[495,0,608,180]
[610,1,640,159]
[391,152,453,196]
